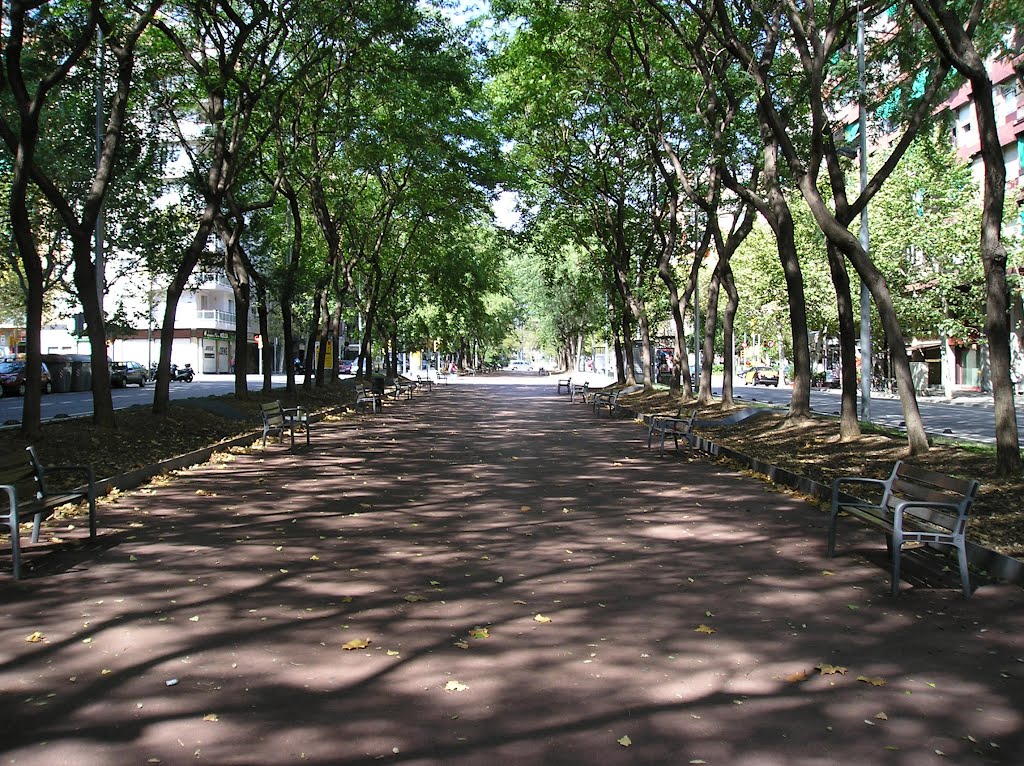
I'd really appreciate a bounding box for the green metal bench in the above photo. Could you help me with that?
[260,401,310,447]
[647,409,697,456]
[828,460,979,597]
[2,446,96,579]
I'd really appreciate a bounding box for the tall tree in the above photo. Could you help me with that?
[1,0,161,436]
[906,0,1022,474]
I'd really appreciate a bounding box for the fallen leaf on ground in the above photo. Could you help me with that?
[454,641,470,649]
[342,638,372,650]
[468,627,490,639]
[694,624,716,634]
[445,680,469,692]
[534,614,552,623]
[784,670,809,683]
[25,632,45,643]
[203,713,219,722]
[875,712,888,720]
[386,650,400,657]
[520,505,531,512]
[617,735,632,747]
[816,663,847,675]
[858,675,887,687]
[403,594,428,602]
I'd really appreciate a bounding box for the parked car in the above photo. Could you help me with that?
[0,360,52,396]
[109,360,148,387]
[339,359,354,375]
[507,360,532,372]
[744,366,780,386]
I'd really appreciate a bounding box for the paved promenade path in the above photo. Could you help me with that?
[2,382,1023,765]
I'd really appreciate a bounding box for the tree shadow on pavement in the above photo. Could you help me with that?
[1,383,1022,765]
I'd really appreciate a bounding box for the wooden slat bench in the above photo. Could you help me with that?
[354,384,382,414]
[2,446,96,579]
[647,409,697,455]
[570,382,590,402]
[260,401,310,447]
[592,384,643,417]
[385,378,415,401]
[828,460,980,597]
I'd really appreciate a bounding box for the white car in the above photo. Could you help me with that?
[507,360,532,372]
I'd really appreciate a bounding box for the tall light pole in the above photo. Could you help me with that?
[857,6,872,420]
[692,209,700,390]
[94,27,105,316]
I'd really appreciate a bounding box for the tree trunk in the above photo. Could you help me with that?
[71,238,116,426]
[797,174,930,454]
[152,213,215,414]
[720,264,739,407]
[698,265,721,405]
[765,145,812,422]
[826,242,862,439]
[972,70,1020,474]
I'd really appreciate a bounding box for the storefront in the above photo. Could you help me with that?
[201,332,233,374]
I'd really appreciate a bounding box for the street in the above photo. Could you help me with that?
[0,374,273,423]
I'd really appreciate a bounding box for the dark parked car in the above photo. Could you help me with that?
[744,366,780,387]
[339,359,354,375]
[0,360,52,396]
[109,360,148,387]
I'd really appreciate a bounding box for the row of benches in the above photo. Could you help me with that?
[2,377,982,597]
[556,377,980,598]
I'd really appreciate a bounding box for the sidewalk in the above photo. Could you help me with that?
[2,383,1022,764]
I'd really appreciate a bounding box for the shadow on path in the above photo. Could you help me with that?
[2,383,1022,765]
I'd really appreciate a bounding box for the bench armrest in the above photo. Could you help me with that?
[1,483,15,514]
[890,499,967,526]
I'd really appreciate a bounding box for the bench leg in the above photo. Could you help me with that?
[10,522,21,580]
[647,419,656,449]
[889,530,903,596]
[957,543,971,597]
[88,494,97,540]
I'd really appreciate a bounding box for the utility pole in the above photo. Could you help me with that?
[857,6,872,420]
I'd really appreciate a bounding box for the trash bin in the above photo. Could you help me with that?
[69,354,92,391]
[42,354,72,393]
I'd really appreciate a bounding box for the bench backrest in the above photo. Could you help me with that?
[886,460,980,532]
[0,446,44,503]
[261,401,285,428]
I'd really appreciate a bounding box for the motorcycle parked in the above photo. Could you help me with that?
[168,363,194,383]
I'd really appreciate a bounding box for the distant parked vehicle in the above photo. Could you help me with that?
[339,359,354,375]
[744,366,780,387]
[109,361,148,387]
[0,360,52,396]
[507,360,532,372]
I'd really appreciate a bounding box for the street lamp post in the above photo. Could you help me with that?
[857,5,872,420]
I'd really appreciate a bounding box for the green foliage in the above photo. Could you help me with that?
[870,133,985,341]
